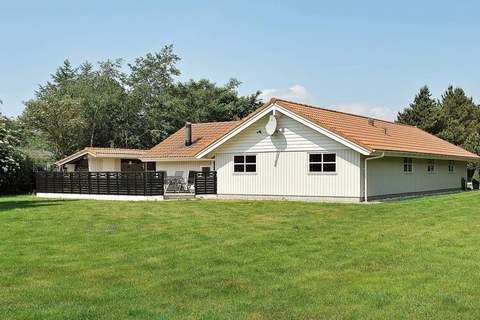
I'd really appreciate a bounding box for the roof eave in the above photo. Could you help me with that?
[373,149,480,162]
[195,102,372,159]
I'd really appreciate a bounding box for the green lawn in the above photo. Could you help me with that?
[1,193,480,319]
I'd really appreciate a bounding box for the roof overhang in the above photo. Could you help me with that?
[373,150,480,162]
[139,157,214,162]
[55,150,95,166]
[195,103,372,159]
[56,150,145,166]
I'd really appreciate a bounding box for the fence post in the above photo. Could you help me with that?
[214,171,217,194]
[78,172,82,194]
[144,172,147,196]
[107,172,110,195]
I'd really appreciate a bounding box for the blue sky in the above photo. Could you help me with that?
[1,0,479,120]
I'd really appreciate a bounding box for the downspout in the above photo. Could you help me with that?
[364,152,385,202]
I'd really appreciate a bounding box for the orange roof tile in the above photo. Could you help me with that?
[116,98,479,162]
[141,121,239,159]
[273,99,479,160]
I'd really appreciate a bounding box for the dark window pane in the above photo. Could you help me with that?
[323,163,336,172]
[234,156,244,163]
[234,164,244,172]
[323,153,336,162]
[309,163,322,172]
[309,154,322,163]
[245,155,256,163]
[146,162,156,171]
[245,164,256,172]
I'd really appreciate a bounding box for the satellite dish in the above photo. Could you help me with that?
[265,115,277,136]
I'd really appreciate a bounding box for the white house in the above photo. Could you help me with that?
[52,98,479,202]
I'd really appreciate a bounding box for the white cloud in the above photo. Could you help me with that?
[259,85,397,121]
[331,103,397,121]
[259,84,312,104]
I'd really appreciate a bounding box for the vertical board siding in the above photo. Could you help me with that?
[87,157,121,172]
[366,157,467,197]
[156,160,214,180]
[215,114,348,154]
[215,150,361,198]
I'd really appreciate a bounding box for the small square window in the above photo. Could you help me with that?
[403,158,413,173]
[309,153,336,173]
[233,155,256,173]
[448,160,455,173]
[427,159,435,173]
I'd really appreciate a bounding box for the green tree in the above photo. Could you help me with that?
[159,78,261,137]
[0,113,24,189]
[21,45,262,158]
[22,92,84,159]
[397,86,440,133]
[437,86,480,154]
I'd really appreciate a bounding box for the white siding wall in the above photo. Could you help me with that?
[214,114,362,200]
[87,157,121,172]
[215,150,361,199]
[215,114,347,154]
[156,160,214,180]
[366,156,466,197]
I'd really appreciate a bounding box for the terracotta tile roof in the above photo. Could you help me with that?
[141,121,239,159]
[272,99,479,160]
[56,147,146,165]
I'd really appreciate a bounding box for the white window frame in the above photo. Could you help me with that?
[403,157,413,174]
[448,160,455,174]
[233,154,257,174]
[427,159,435,174]
[308,152,337,174]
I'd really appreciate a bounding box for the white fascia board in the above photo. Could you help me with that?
[273,104,371,155]
[56,151,96,166]
[196,103,371,158]
[195,104,277,159]
[140,157,214,162]
[376,150,480,162]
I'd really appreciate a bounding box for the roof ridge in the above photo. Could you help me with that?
[272,98,417,129]
[192,120,240,125]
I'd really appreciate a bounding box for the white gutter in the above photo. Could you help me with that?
[364,152,385,202]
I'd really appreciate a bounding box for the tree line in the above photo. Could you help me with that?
[397,85,480,157]
[21,45,262,159]
[1,44,480,192]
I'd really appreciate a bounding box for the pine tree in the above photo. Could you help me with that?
[397,86,440,134]
[437,86,480,153]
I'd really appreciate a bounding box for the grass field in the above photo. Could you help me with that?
[1,193,480,319]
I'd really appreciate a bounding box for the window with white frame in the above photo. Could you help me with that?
[427,159,435,173]
[233,155,256,173]
[448,160,455,173]
[403,157,413,173]
[309,153,336,173]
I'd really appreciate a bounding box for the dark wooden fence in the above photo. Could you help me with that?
[194,171,217,195]
[36,172,164,196]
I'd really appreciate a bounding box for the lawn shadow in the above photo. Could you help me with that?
[0,199,74,213]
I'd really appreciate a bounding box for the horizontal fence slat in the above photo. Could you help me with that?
[194,171,217,195]
[36,171,165,196]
